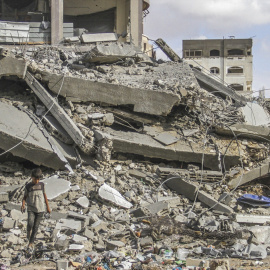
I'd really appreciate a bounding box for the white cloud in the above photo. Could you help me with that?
[145,0,270,39]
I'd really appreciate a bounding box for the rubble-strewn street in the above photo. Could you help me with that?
[1,42,270,270]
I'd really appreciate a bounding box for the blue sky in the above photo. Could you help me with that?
[144,0,270,96]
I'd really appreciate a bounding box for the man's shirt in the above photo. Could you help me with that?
[24,182,46,213]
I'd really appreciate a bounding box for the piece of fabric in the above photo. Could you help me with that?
[24,182,46,213]
[27,211,44,243]
[237,194,270,207]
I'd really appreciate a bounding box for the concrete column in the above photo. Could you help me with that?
[51,0,63,45]
[116,0,127,42]
[130,0,143,48]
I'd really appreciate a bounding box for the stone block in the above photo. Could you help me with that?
[0,192,8,202]
[198,191,233,214]
[84,228,95,240]
[139,237,153,247]
[3,217,15,230]
[91,220,107,233]
[10,209,27,221]
[81,33,118,43]
[68,211,90,226]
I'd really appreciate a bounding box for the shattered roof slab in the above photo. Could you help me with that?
[95,128,240,170]
[41,71,180,116]
[0,101,77,170]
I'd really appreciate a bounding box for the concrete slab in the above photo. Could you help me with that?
[154,39,182,62]
[193,68,247,104]
[228,157,270,188]
[0,101,77,170]
[81,33,118,43]
[41,175,71,200]
[40,72,180,116]
[242,102,270,126]
[197,190,233,214]
[236,214,270,225]
[165,176,197,201]
[215,123,270,141]
[25,71,85,147]
[95,128,240,170]
[165,176,233,214]
[43,115,73,145]
[82,43,150,64]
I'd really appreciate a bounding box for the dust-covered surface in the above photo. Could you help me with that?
[0,44,269,269]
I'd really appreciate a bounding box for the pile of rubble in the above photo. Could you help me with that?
[0,43,270,269]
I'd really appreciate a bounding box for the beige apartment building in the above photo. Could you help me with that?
[0,0,150,48]
[183,38,253,92]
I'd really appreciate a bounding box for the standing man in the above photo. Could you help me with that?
[21,168,51,249]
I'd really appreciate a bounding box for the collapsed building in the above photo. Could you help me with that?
[0,1,270,270]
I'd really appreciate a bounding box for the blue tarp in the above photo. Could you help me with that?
[238,194,270,207]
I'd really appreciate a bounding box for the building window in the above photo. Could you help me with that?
[228,49,244,56]
[228,66,243,74]
[210,67,220,74]
[210,49,220,56]
[229,84,244,91]
[144,43,147,51]
[185,50,202,57]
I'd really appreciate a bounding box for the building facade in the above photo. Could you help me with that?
[0,0,150,47]
[182,38,253,92]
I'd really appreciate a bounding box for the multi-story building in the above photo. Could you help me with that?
[182,38,253,92]
[0,0,150,48]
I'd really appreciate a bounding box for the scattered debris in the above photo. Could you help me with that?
[0,37,269,270]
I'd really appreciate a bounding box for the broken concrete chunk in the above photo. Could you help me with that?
[242,102,270,126]
[68,211,90,226]
[3,217,15,230]
[81,33,118,43]
[82,43,150,64]
[91,220,108,233]
[154,132,180,145]
[25,71,85,147]
[0,101,77,170]
[236,214,270,225]
[0,192,9,203]
[41,175,71,200]
[96,128,239,170]
[76,196,89,208]
[10,209,27,221]
[42,72,180,116]
[106,240,125,250]
[56,219,81,232]
[128,170,147,180]
[72,234,87,243]
[165,176,233,214]
[0,56,27,78]
[98,183,132,209]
